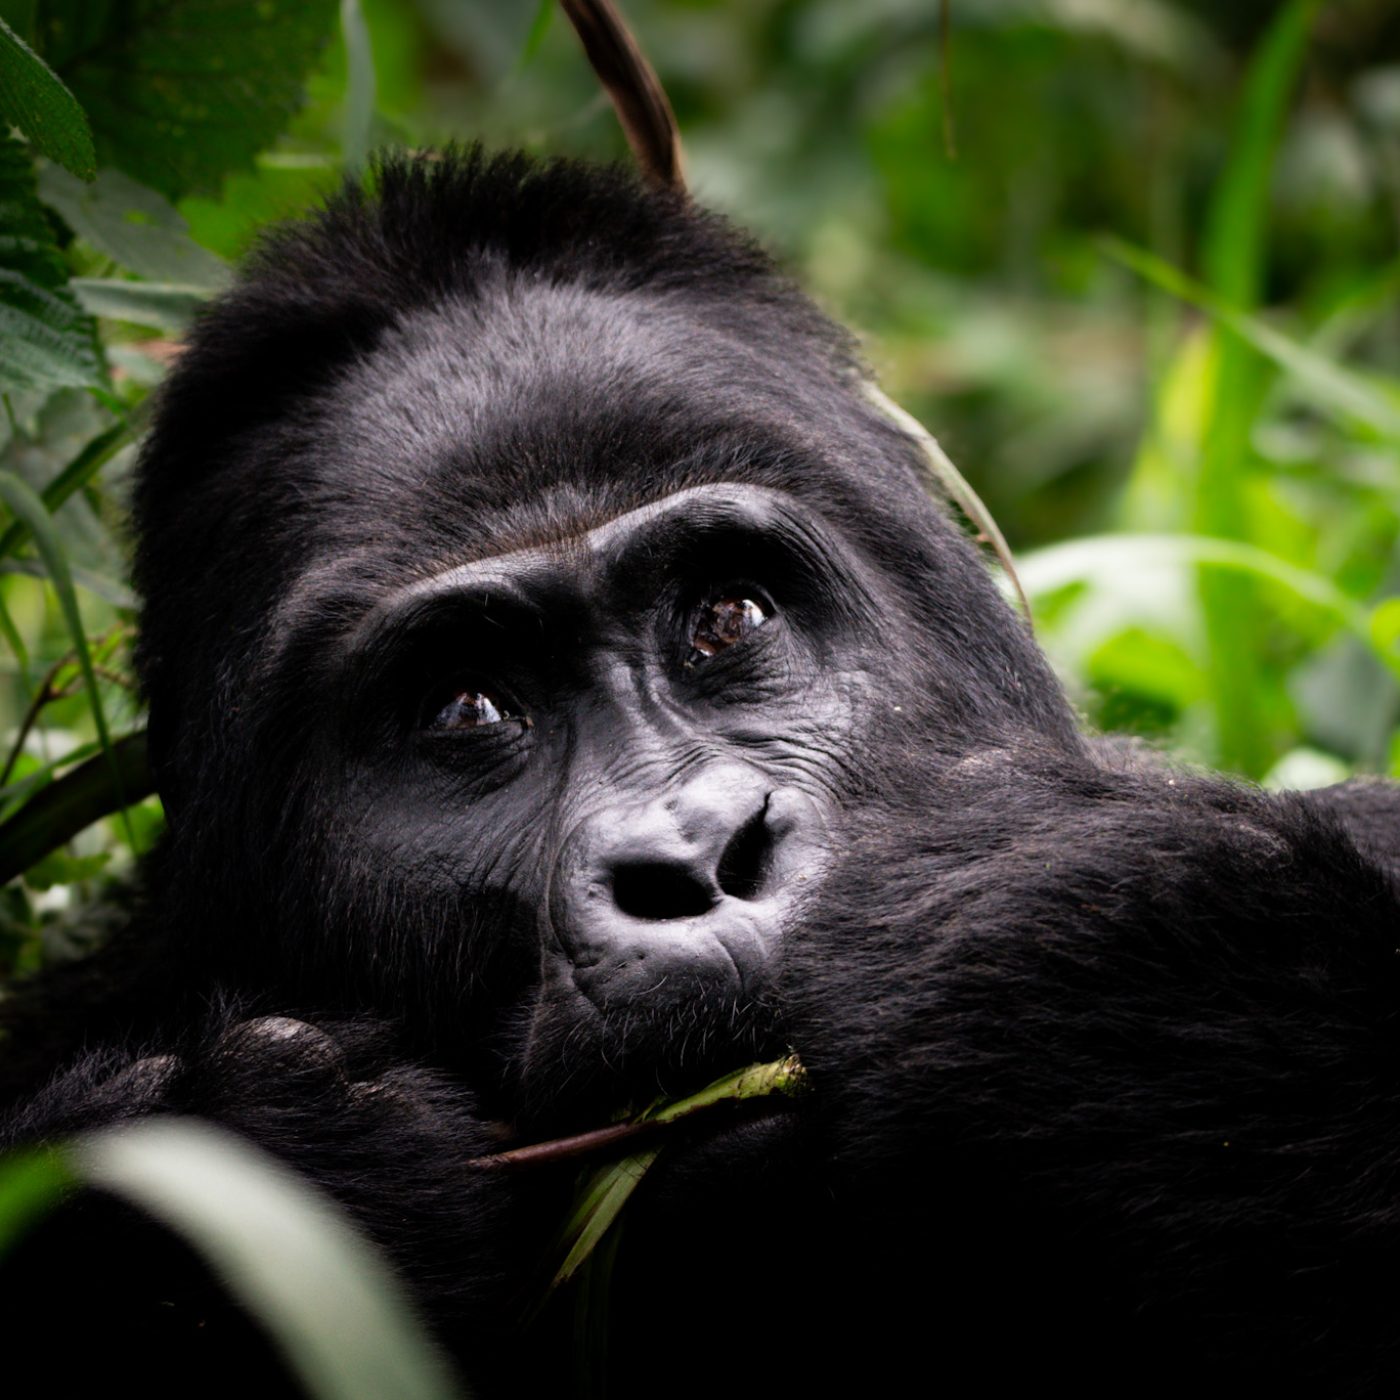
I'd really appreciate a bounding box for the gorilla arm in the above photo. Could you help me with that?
[0,1010,520,1388]
[778,746,1400,1390]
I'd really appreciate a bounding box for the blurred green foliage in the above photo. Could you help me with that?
[0,0,1399,978]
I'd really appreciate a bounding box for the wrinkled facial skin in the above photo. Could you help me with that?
[320,483,891,1116]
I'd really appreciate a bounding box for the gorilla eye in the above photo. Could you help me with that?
[686,595,771,666]
[427,688,516,730]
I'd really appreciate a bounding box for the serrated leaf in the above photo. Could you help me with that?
[42,0,339,201]
[38,164,228,287]
[0,133,104,393]
[0,14,93,178]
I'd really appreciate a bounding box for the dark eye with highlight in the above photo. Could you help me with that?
[686,595,771,666]
[427,688,517,731]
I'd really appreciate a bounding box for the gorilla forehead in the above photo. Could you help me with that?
[303,276,936,566]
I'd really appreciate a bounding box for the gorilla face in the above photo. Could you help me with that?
[134,154,1079,1121]
[236,294,919,1114]
[328,481,870,1107]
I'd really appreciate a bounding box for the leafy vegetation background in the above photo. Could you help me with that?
[0,0,1397,1019]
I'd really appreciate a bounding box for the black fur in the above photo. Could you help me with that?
[3,149,1398,1398]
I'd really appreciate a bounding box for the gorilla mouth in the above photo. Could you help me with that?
[516,965,785,1128]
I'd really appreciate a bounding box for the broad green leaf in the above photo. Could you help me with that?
[71,276,209,333]
[0,1122,460,1400]
[0,14,93,177]
[1018,534,1397,680]
[0,133,104,394]
[1086,628,1204,711]
[42,0,339,201]
[38,164,228,287]
[0,730,148,883]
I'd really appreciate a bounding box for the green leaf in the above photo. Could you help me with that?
[339,0,375,171]
[0,730,149,883]
[545,1057,806,1295]
[0,733,103,815]
[0,1147,73,1257]
[80,1123,461,1400]
[552,1149,658,1292]
[0,416,130,558]
[1102,238,1400,443]
[0,14,93,177]
[41,0,339,201]
[0,1122,460,1400]
[1202,0,1319,306]
[1018,534,1398,680]
[0,133,104,394]
[516,0,555,70]
[22,846,109,888]
[38,164,229,288]
[71,276,209,333]
[0,553,137,606]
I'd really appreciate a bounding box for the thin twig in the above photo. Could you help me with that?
[1,656,67,787]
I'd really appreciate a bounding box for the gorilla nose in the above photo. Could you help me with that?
[609,793,774,921]
[554,766,813,1008]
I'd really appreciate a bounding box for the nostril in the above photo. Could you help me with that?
[717,797,774,902]
[612,863,716,921]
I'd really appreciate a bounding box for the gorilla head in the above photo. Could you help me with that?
[131,150,1078,1120]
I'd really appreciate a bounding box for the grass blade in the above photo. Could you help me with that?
[0,469,134,850]
[0,418,132,560]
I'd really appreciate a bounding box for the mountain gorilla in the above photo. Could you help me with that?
[4,147,1400,1397]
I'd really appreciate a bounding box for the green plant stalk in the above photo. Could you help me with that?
[543,1055,807,1294]
[1193,0,1317,777]
[0,470,135,853]
[0,731,151,883]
